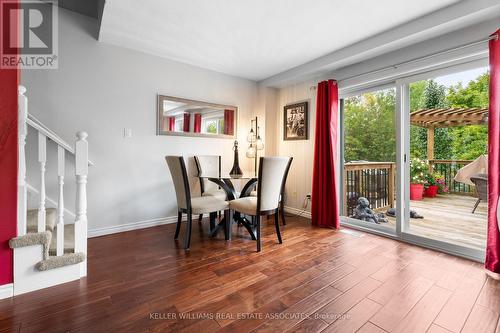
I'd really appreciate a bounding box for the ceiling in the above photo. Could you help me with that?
[98,0,462,81]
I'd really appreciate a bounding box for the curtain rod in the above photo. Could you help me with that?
[335,34,498,84]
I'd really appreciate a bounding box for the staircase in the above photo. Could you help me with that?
[9,86,90,296]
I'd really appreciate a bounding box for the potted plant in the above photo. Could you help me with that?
[410,158,427,200]
[425,172,449,197]
[424,172,440,198]
[436,174,449,194]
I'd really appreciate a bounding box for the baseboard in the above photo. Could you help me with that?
[88,215,179,238]
[88,209,308,239]
[284,206,311,219]
[0,284,13,300]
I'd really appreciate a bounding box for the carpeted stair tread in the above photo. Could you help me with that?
[27,208,57,233]
[49,223,75,256]
[36,252,85,271]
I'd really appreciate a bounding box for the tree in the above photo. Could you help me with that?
[410,79,453,159]
[344,89,396,162]
[446,72,489,159]
[344,72,489,163]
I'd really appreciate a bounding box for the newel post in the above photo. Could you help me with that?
[74,131,88,276]
[17,86,28,236]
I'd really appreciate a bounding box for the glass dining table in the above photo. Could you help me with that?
[197,172,258,240]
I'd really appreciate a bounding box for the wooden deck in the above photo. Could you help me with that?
[386,194,487,250]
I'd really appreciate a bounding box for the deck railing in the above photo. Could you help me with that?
[343,159,475,217]
[429,159,474,195]
[343,162,395,217]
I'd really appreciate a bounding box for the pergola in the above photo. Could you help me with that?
[410,107,489,161]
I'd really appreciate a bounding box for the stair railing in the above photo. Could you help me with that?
[18,85,90,275]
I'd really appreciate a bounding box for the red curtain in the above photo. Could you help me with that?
[183,113,190,132]
[486,29,500,274]
[168,117,175,131]
[224,109,234,135]
[311,80,339,229]
[194,114,202,133]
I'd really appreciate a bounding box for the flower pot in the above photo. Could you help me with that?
[424,185,438,198]
[410,183,424,200]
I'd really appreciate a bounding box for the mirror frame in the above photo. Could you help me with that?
[157,94,238,139]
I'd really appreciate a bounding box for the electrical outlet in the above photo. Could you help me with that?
[292,191,297,197]
[124,128,132,138]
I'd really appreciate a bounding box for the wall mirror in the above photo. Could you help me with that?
[157,95,237,139]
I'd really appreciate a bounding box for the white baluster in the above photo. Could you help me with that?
[38,132,47,233]
[18,86,28,236]
[56,146,65,256]
[74,131,88,276]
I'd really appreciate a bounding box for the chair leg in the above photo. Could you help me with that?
[471,198,481,214]
[209,212,216,232]
[174,212,182,240]
[184,213,192,250]
[224,209,232,241]
[198,214,203,223]
[280,201,286,225]
[274,209,282,244]
[256,215,261,252]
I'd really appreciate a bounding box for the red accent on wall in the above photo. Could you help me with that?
[183,113,190,132]
[224,109,234,135]
[169,117,175,131]
[0,0,19,286]
[194,114,202,133]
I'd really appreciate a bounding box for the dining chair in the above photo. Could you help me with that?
[194,155,227,222]
[229,157,293,252]
[165,156,230,250]
[249,160,291,225]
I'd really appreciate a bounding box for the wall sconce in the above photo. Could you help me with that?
[246,117,264,176]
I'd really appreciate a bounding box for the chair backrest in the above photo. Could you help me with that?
[194,155,221,193]
[471,173,488,200]
[257,157,293,213]
[165,156,191,211]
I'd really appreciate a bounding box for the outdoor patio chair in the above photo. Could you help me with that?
[470,173,487,214]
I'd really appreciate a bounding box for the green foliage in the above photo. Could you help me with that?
[450,125,488,159]
[447,73,489,108]
[344,71,489,164]
[344,89,396,162]
[445,73,489,159]
[409,80,453,159]
[206,121,217,134]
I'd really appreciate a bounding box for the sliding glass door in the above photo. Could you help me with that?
[340,86,398,236]
[401,64,489,260]
[340,60,489,261]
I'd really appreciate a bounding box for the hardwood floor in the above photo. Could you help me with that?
[0,215,497,333]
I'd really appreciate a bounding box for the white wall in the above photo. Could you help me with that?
[22,9,258,233]
[274,79,319,213]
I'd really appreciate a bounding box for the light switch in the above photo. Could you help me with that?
[124,128,132,138]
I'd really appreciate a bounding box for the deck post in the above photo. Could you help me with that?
[427,127,434,172]
[388,163,395,208]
